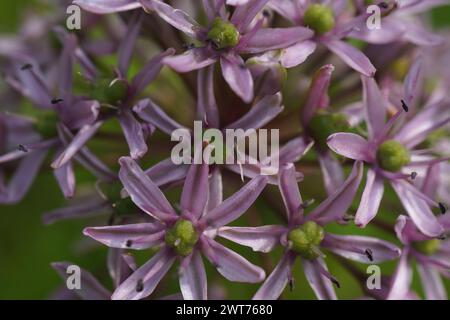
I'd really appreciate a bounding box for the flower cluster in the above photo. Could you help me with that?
[0,0,449,300]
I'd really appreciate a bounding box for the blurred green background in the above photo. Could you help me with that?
[0,0,450,300]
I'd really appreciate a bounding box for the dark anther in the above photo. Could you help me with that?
[288,278,295,292]
[439,202,447,214]
[126,239,133,248]
[410,172,417,180]
[365,248,374,262]
[301,199,315,209]
[51,98,64,104]
[401,99,409,112]
[262,10,271,18]
[17,144,28,153]
[21,63,32,70]
[437,234,447,240]
[331,276,341,289]
[379,2,389,9]
[136,279,144,292]
[239,63,246,69]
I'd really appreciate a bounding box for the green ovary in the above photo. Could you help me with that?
[413,239,440,256]
[376,140,410,172]
[207,18,240,49]
[288,221,324,260]
[165,219,199,256]
[303,4,335,35]
[308,111,350,149]
[91,78,128,105]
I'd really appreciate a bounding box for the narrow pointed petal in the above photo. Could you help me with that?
[179,250,207,300]
[73,0,141,14]
[280,40,316,69]
[181,162,209,220]
[402,20,443,47]
[417,263,447,300]
[53,152,75,198]
[118,109,148,159]
[52,262,111,300]
[83,223,166,249]
[391,180,444,237]
[303,257,337,300]
[403,57,423,109]
[220,55,254,103]
[108,249,136,287]
[323,39,376,77]
[387,249,413,300]
[163,49,216,73]
[207,167,223,212]
[327,133,372,162]
[43,199,110,225]
[0,148,48,204]
[59,99,100,130]
[302,64,334,126]
[197,66,220,128]
[318,152,344,196]
[112,247,176,300]
[253,252,295,300]
[51,122,102,169]
[217,225,285,253]
[144,0,200,38]
[355,168,384,227]
[119,157,177,221]
[202,238,265,283]
[133,99,187,136]
[145,157,189,187]
[308,161,363,225]
[278,163,302,222]
[131,48,175,95]
[118,12,143,77]
[225,93,283,130]
[278,137,313,164]
[394,215,427,245]
[322,233,401,264]
[202,175,268,227]
[361,76,386,139]
[240,27,313,54]
[231,0,270,32]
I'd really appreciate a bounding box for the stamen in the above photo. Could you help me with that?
[410,172,417,180]
[330,276,341,289]
[17,144,28,153]
[135,279,144,292]
[439,202,447,214]
[21,63,32,70]
[365,248,374,262]
[288,277,295,292]
[51,98,64,104]
[437,234,447,240]
[126,239,133,248]
[401,100,409,112]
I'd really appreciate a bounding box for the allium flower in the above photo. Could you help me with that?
[266,0,389,75]
[387,214,450,300]
[139,0,312,102]
[83,157,268,299]
[216,161,400,300]
[327,58,450,236]
[351,0,446,47]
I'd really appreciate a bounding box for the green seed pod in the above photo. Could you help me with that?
[207,18,240,49]
[308,111,350,149]
[288,221,325,260]
[165,219,199,256]
[303,4,335,35]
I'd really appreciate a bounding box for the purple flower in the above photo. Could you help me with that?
[139,0,312,102]
[327,58,450,237]
[216,161,400,299]
[351,0,445,47]
[83,157,268,299]
[387,214,450,300]
[266,0,389,75]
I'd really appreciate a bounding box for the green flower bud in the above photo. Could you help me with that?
[207,18,240,49]
[288,221,324,260]
[165,219,199,256]
[308,111,350,149]
[413,239,440,256]
[377,140,410,172]
[92,78,129,105]
[303,4,335,35]
[34,111,59,139]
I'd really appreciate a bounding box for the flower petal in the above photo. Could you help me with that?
[318,151,344,196]
[361,75,386,140]
[202,238,265,283]
[43,199,111,225]
[145,157,189,188]
[119,156,177,221]
[303,257,337,300]
[112,247,176,300]
[327,133,372,162]
[179,250,207,300]
[417,263,447,300]
[118,11,143,77]
[181,162,209,220]
[354,168,384,227]
[74,0,141,14]
[84,222,166,250]
[220,55,254,103]
[217,225,285,253]
[197,66,220,128]
[280,40,316,68]
[387,249,413,300]
[53,151,76,198]
[163,48,216,73]
[278,163,303,222]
